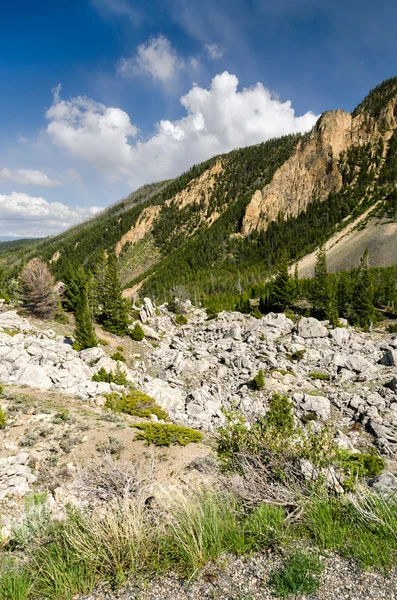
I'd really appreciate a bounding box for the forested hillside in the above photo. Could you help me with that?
[2,76,397,307]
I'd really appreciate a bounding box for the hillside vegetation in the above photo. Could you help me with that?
[2,76,397,307]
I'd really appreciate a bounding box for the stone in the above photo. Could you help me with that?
[296,317,328,339]
[379,350,397,367]
[368,472,397,491]
[143,379,185,414]
[14,364,52,390]
[302,394,331,421]
[329,327,350,345]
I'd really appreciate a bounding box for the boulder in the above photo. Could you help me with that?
[14,364,52,390]
[379,350,397,367]
[301,394,331,421]
[143,379,185,414]
[296,317,327,339]
[368,472,397,491]
[329,327,350,345]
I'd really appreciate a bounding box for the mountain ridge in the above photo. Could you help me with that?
[2,76,397,302]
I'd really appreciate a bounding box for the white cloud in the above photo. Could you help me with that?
[0,192,101,237]
[0,168,62,187]
[118,35,183,83]
[46,85,138,180]
[46,72,319,189]
[205,44,225,59]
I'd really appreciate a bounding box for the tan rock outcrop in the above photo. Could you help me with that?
[241,102,397,236]
[115,205,161,256]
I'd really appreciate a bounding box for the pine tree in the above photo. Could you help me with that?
[100,254,130,335]
[92,251,107,319]
[63,264,87,313]
[73,284,98,351]
[293,263,300,300]
[310,246,329,316]
[337,273,351,317]
[353,249,375,330]
[271,249,292,310]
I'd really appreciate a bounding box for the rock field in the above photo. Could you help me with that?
[2,301,397,460]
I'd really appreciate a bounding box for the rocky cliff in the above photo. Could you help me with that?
[241,99,397,235]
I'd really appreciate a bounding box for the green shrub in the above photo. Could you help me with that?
[0,406,6,429]
[217,393,296,470]
[105,391,168,420]
[250,306,262,320]
[252,369,265,390]
[270,550,323,597]
[387,323,397,333]
[116,345,124,351]
[98,338,109,346]
[110,351,126,363]
[92,365,127,386]
[309,372,330,381]
[134,423,202,446]
[128,323,145,341]
[287,349,306,362]
[336,449,384,490]
[175,314,188,325]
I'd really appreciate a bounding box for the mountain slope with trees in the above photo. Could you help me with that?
[2,77,397,307]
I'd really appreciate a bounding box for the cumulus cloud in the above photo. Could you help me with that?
[118,35,183,83]
[46,72,319,189]
[205,44,225,59]
[46,84,137,180]
[0,168,61,187]
[0,192,101,238]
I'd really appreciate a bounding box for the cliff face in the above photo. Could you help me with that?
[241,101,397,236]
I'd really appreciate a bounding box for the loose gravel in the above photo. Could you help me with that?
[77,551,397,600]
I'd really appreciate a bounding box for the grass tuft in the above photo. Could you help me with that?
[270,550,323,597]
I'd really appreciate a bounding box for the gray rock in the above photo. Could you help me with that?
[296,317,328,339]
[379,350,397,367]
[143,379,185,414]
[301,394,331,421]
[368,472,397,491]
[14,364,52,390]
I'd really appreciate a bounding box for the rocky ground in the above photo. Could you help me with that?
[78,553,397,600]
[2,301,397,597]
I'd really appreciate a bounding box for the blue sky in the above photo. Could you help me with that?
[0,0,396,237]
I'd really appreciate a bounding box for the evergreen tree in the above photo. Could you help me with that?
[63,264,87,313]
[310,246,329,316]
[337,273,351,317]
[100,253,130,335]
[73,284,98,351]
[325,277,339,328]
[92,251,107,319]
[293,263,300,300]
[353,249,375,330]
[271,249,292,310]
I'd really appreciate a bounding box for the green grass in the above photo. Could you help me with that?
[309,372,330,381]
[133,423,202,446]
[270,550,323,597]
[302,494,397,571]
[0,564,32,600]
[160,490,287,579]
[2,489,397,599]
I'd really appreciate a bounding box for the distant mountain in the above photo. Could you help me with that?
[2,76,397,302]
